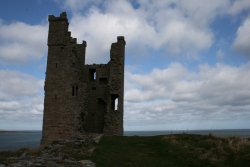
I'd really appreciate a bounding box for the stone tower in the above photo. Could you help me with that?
[41,12,125,145]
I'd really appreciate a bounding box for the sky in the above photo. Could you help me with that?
[0,0,250,131]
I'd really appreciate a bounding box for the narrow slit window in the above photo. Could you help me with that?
[72,86,75,96]
[72,85,78,96]
[55,63,58,68]
[115,98,118,110]
[75,86,78,96]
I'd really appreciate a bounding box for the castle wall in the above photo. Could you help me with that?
[104,37,125,135]
[83,65,109,133]
[41,12,125,145]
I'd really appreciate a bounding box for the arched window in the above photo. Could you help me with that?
[93,71,96,80]
[111,94,119,111]
[115,98,118,110]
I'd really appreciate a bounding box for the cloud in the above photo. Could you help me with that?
[59,0,102,12]
[1,0,250,131]
[0,70,43,130]
[228,0,250,15]
[124,63,250,130]
[0,70,43,100]
[152,0,230,26]
[69,9,156,63]
[56,0,250,64]
[233,17,250,56]
[60,0,218,63]
[0,21,47,64]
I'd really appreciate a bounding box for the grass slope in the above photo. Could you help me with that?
[92,134,250,167]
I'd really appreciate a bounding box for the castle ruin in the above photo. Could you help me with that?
[41,12,125,145]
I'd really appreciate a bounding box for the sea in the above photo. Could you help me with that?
[0,129,250,151]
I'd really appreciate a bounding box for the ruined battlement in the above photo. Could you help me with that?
[41,12,125,145]
[48,12,68,22]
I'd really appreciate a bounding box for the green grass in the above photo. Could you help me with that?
[92,134,250,167]
[1,134,250,167]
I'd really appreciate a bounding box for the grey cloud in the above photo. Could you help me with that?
[0,21,47,63]
[62,0,216,63]
[0,71,43,100]
[228,0,250,15]
[124,63,250,130]
[0,70,43,129]
[233,17,250,57]
[58,0,250,64]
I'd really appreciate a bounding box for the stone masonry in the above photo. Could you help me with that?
[41,12,125,145]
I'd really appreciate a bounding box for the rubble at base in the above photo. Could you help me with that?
[0,134,102,167]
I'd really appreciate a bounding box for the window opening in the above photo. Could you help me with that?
[72,86,78,96]
[115,98,118,110]
[93,71,96,80]
[111,94,119,111]
[72,86,75,96]
[76,86,78,96]
[55,63,58,68]
[89,69,96,81]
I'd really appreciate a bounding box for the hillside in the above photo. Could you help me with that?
[93,134,250,167]
[0,134,250,167]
